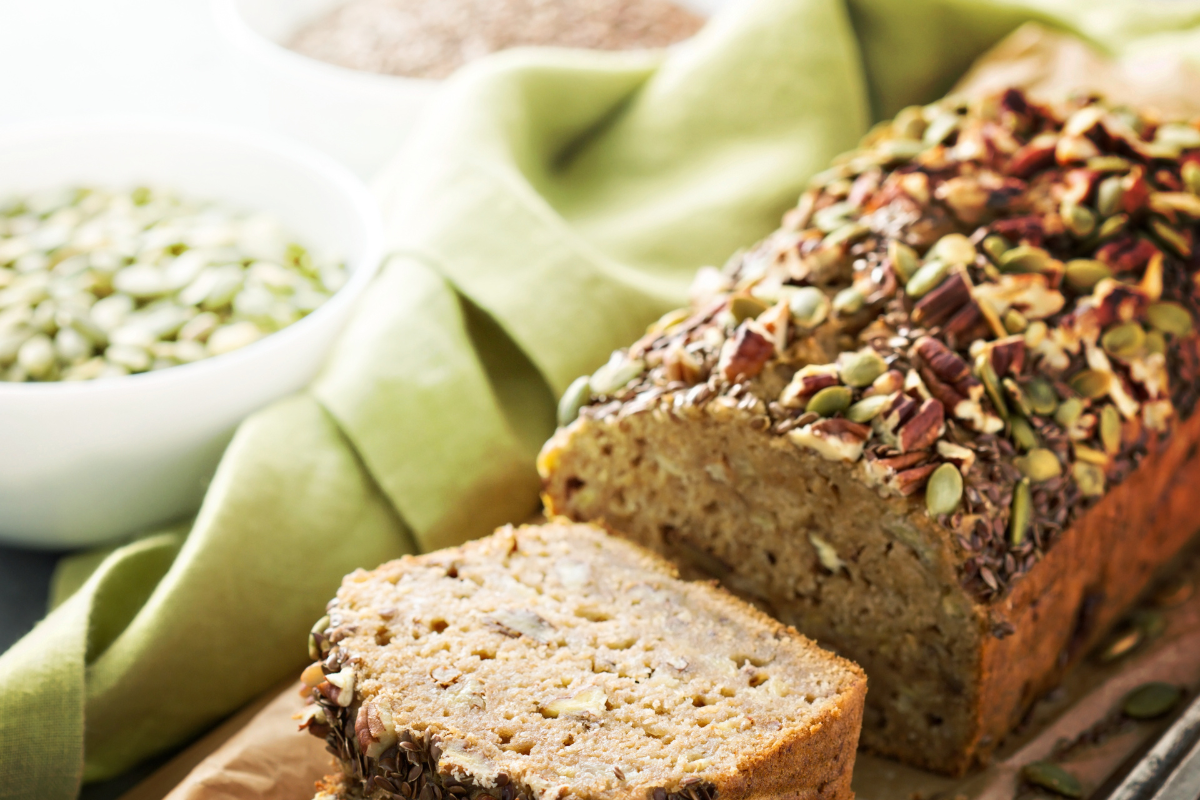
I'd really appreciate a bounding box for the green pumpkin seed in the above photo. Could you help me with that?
[839,350,887,388]
[1122,682,1183,720]
[1184,161,1200,196]
[1010,478,1032,546]
[1147,301,1193,336]
[1097,213,1128,241]
[1145,330,1167,355]
[1088,155,1132,173]
[1015,448,1062,482]
[846,394,890,423]
[1098,175,1125,217]
[874,138,926,164]
[1100,405,1122,455]
[729,295,770,323]
[1010,416,1039,451]
[590,355,645,396]
[1151,219,1191,257]
[825,222,870,247]
[1025,379,1058,416]
[1070,369,1111,399]
[1062,202,1096,238]
[981,235,1011,263]
[905,260,950,299]
[813,201,854,233]
[1003,308,1028,334]
[1056,397,1084,428]
[888,240,920,282]
[999,245,1052,274]
[926,463,963,516]
[1156,122,1200,150]
[930,233,977,266]
[1021,761,1082,798]
[1003,378,1033,417]
[1073,461,1106,497]
[924,112,961,146]
[833,287,865,315]
[806,385,853,417]
[1064,259,1112,293]
[1101,322,1146,358]
[892,106,927,140]
[308,614,331,660]
[789,287,830,329]
[557,376,592,427]
[976,354,1008,420]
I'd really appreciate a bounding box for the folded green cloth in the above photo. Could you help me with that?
[5,0,1200,796]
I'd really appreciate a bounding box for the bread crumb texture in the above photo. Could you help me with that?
[304,523,865,800]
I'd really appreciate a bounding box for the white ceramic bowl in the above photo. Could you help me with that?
[0,118,383,549]
[212,0,440,179]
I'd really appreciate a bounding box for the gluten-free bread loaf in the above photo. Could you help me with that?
[540,89,1200,775]
[301,523,867,800]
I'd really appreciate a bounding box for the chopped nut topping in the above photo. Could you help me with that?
[560,89,1200,601]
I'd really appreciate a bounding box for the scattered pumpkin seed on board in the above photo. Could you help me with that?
[1122,682,1183,720]
[1021,761,1083,798]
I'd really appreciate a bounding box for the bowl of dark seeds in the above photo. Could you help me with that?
[212,0,711,177]
[0,118,382,548]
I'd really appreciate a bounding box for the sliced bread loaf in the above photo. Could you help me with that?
[301,522,866,800]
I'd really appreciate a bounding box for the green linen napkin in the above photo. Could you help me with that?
[5,0,1200,796]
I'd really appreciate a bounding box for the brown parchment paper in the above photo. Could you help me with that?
[121,24,1200,800]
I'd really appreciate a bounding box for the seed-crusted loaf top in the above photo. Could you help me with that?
[548,88,1200,602]
[301,523,866,800]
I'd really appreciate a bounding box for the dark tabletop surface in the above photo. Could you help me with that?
[0,545,177,799]
[0,544,59,654]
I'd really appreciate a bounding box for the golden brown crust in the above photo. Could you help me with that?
[539,87,1200,774]
[971,403,1200,757]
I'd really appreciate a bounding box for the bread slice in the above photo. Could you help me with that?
[300,523,866,800]
[538,89,1200,774]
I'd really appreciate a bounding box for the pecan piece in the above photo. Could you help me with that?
[914,336,970,384]
[988,335,1027,376]
[897,398,945,453]
[893,463,940,496]
[717,323,774,382]
[912,272,972,327]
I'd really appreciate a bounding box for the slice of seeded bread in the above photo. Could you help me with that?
[301,522,866,800]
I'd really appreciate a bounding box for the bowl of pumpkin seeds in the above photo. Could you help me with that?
[0,118,382,548]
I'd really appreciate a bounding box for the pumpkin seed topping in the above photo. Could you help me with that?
[806,385,853,417]
[926,463,963,516]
